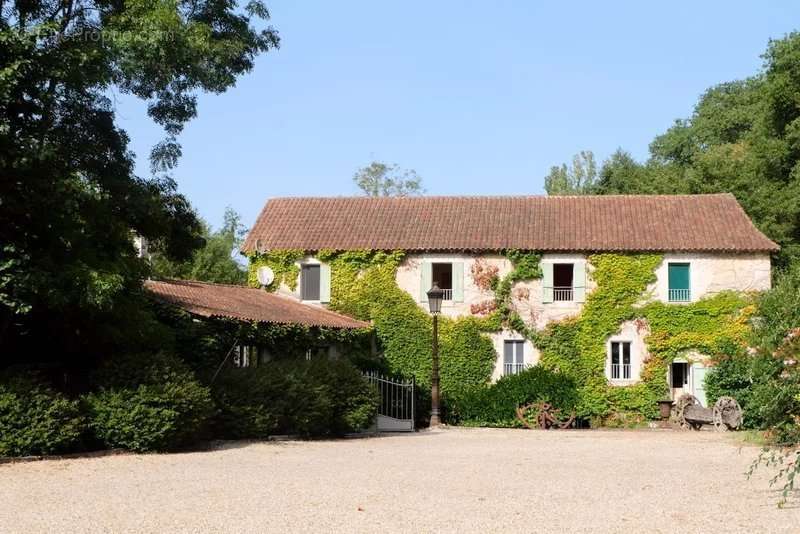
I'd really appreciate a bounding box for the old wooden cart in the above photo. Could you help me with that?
[674,394,743,431]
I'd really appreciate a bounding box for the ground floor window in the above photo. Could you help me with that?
[234,345,259,368]
[503,340,525,375]
[609,341,632,380]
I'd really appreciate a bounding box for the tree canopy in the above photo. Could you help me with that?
[353,161,424,196]
[544,150,598,195]
[151,208,248,285]
[0,0,278,361]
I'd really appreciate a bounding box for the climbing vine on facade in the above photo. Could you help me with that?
[247,249,305,291]
[315,250,496,397]
[246,248,755,424]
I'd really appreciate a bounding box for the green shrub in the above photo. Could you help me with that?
[0,374,85,456]
[85,352,214,452]
[705,350,782,429]
[448,366,578,427]
[212,358,377,438]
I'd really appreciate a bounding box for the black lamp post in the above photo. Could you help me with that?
[426,282,444,427]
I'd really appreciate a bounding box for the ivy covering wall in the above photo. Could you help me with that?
[315,250,496,396]
[247,249,755,422]
[248,250,305,291]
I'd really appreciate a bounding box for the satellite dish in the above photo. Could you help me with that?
[257,266,275,287]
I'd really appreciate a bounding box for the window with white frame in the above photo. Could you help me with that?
[609,341,632,380]
[233,345,258,368]
[503,340,525,375]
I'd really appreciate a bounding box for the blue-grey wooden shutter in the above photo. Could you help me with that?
[572,261,586,302]
[668,263,690,290]
[541,263,554,303]
[319,263,331,303]
[692,363,708,406]
[420,261,432,302]
[452,262,464,302]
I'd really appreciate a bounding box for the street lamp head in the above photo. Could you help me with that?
[427,282,444,314]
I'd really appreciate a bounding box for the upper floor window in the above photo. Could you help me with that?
[300,262,331,303]
[542,261,586,303]
[609,341,632,380]
[421,261,464,303]
[553,263,574,301]
[668,263,690,302]
[503,340,525,375]
[301,264,321,301]
[432,263,453,301]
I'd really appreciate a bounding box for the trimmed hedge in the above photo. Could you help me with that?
[212,358,378,438]
[447,366,579,427]
[0,374,85,456]
[84,352,214,452]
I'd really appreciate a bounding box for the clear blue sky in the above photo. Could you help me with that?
[114,1,797,231]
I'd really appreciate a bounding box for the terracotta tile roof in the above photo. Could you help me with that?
[144,279,370,329]
[242,194,779,254]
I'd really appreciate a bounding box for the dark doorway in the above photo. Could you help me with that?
[671,362,688,388]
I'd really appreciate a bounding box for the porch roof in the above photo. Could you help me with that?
[144,279,370,329]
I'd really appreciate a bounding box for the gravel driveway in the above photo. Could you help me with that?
[0,427,797,533]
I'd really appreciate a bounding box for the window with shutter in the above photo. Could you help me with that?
[668,263,690,302]
[301,264,321,301]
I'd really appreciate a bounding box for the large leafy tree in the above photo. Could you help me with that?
[150,207,247,284]
[0,0,278,361]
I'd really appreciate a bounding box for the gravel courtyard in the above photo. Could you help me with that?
[1,427,797,533]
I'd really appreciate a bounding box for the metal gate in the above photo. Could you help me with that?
[364,371,415,432]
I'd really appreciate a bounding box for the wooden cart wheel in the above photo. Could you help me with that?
[674,394,700,430]
[712,396,742,431]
